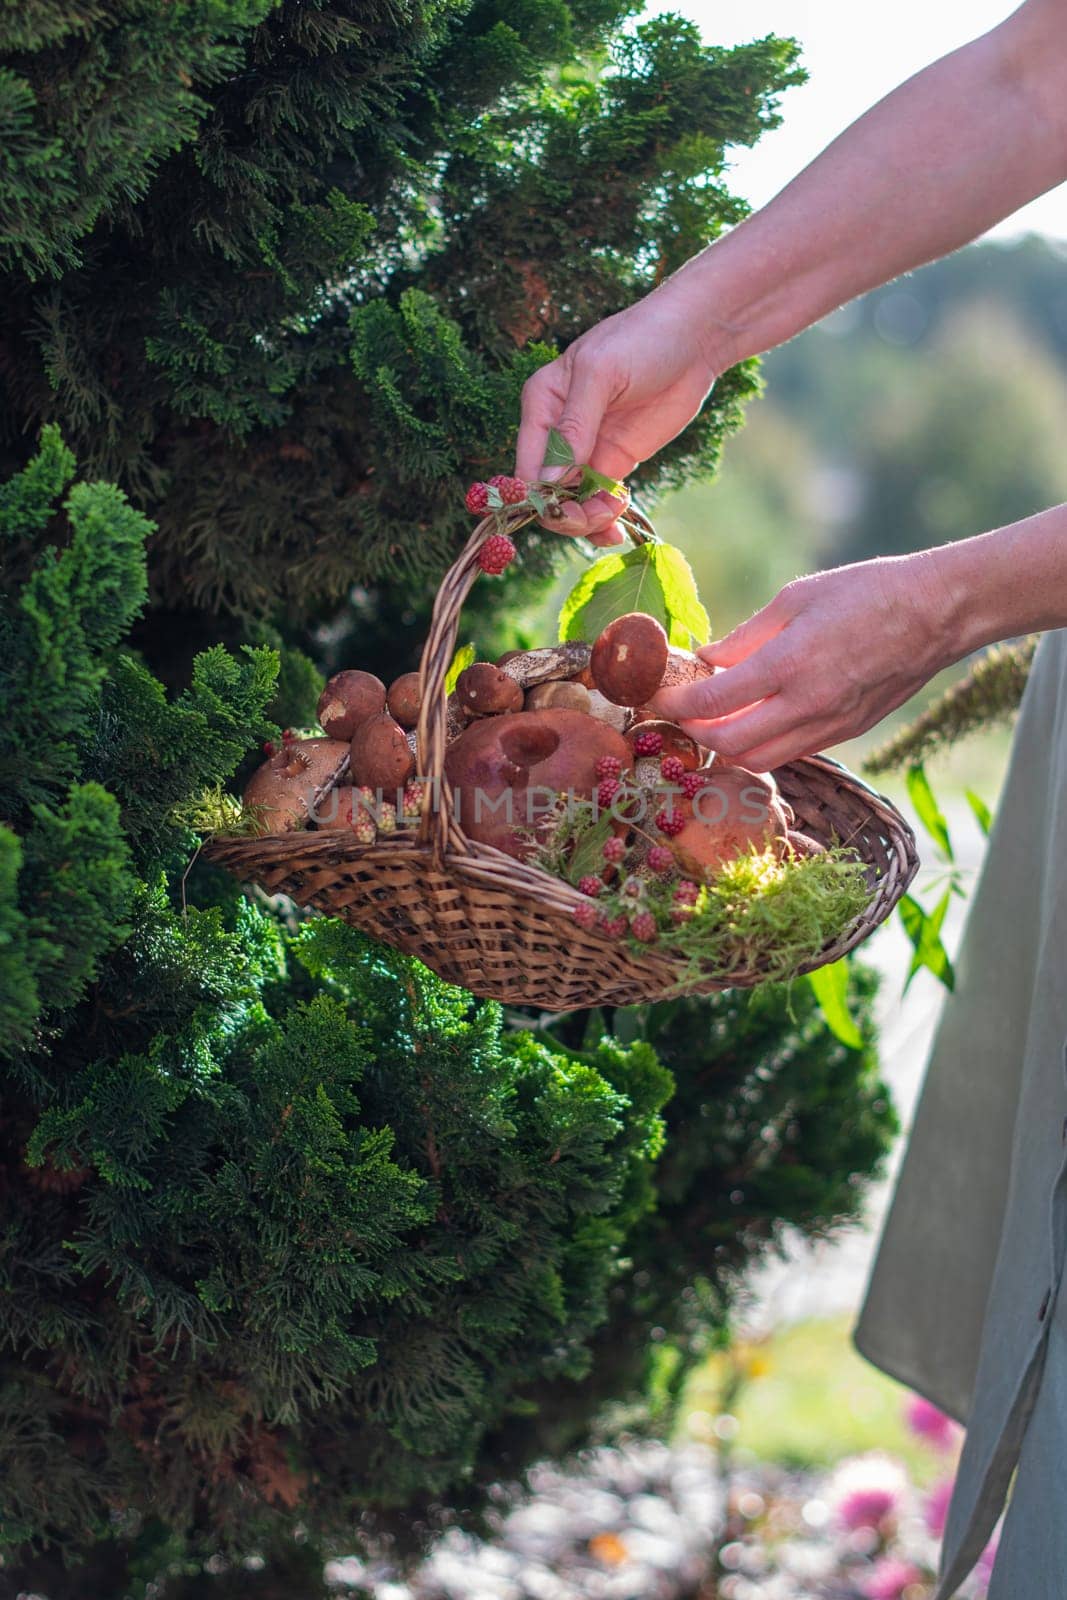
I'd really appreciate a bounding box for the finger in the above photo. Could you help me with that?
[578,489,628,534]
[651,654,780,724]
[587,520,626,547]
[719,725,834,774]
[516,362,567,483]
[546,357,618,481]
[699,594,794,670]
[678,695,796,761]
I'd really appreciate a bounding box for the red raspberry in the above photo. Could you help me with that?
[660,755,686,784]
[596,777,621,811]
[596,913,629,939]
[465,481,491,514]
[595,755,623,781]
[655,808,686,837]
[477,533,517,575]
[401,781,424,818]
[631,911,658,943]
[262,740,276,756]
[488,474,529,505]
[674,880,700,904]
[647,844,674,873]
[632,730,663,757]
[573,901,598,930]
[681,770,711,800]
[671,903,695,925]
[602,837,626,864]
[577,875,602,898]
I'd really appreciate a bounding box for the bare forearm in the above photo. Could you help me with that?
[932,509,1067,659]
[664,2,1067,369]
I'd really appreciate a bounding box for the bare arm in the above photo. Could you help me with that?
[650,511,1067,771]
[517,0,1067,539]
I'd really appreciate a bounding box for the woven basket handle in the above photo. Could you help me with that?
[414,494,656,861]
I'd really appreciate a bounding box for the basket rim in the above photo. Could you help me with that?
[204,751,919,987]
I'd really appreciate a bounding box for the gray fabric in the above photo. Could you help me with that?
[854,628,1067,1598]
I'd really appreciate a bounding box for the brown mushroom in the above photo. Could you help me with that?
[524,680,591,715]
[586,689,629,732]
[625,719,702,770]
[243,737,350,835]
[590,613,669,707]
[443,709,631,859]
[350,712,415,792]
[666,765,792,881]
[456,662,524,717]
[318,670,386,741]
[496,641,592,689]
[387,672,422,730]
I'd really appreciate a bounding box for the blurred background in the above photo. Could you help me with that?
[487,6,1067,1597]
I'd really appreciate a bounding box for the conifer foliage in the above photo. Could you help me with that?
[0,5,894,1594]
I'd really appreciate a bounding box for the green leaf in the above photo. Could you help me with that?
[650,544,711,647]
[807,960,863,1049]
[444,641,475,694]
[486,484,503,508]
[898,890,955,992]
[527,487,547,516]
[543,427,576,469]
[558,545,668,643]
[578,465,627,501]
[567,812,615,884]
[965,787,993,836]
[906,764,954,862]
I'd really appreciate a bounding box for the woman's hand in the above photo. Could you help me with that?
[515,286,722,546]
[651,551,960,771]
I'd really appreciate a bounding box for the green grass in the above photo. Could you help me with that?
[677,1316,947,1484]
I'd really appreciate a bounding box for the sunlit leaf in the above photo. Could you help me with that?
[807,959,863,1049]
[965,787,993,836]
[651,543,711,646]
[899,889,955,992]
[578,464,627,501]
[906,764,953,861]
[558,544,668,642]
[444,641,475,694]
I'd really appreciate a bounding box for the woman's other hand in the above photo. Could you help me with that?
[651,552,959,771]
[515,286,722,547]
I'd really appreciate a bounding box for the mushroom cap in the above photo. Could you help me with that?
[496,641,591,689]
[318,670,387,741]
[590,613,669,706]
[387,672,422,729]
[443,709,631,858]
[243,737,350,834]
[524,680,591,714]
[456,662,524,717]
[667,766,792,880]
[350,712,416,793]
[626,719,702,770]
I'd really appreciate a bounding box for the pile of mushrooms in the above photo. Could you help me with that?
[240,614,819,885]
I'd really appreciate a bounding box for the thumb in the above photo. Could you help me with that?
[699,595,791,669]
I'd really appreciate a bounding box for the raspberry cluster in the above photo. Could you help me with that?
[477,533,516,575]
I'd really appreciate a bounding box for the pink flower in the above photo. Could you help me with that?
[838,1487,899,1530]
[829,1456,907,1532]
[924,1476,955,1538]
[861,1557,924,1599]
[904,1393,959,1451]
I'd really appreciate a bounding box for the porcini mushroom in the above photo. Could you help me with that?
[666,765,792,880]
[243,736,351,835]
[524,680,591,715]
[590,613,669,707]
[443,709,631,858]
[318,670,387,741]
[456,662,524,717]
[350,712,416,792]
[386,672,422,730]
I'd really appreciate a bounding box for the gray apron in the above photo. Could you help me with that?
[855,628,1067,1599]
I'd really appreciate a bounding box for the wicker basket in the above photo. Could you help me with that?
[206,507,918,1010]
